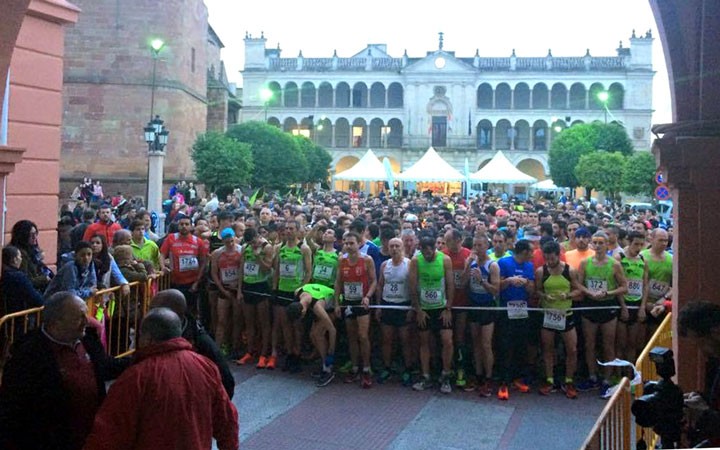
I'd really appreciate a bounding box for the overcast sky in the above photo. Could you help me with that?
[204,0,671,124]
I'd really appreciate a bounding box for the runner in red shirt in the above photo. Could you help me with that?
[160,216,208,315]
[210,227,242,357]
[442,228,471,389]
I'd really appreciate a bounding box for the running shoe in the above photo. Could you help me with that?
[412,376,433,391]
[599,382,614,399]
[455,368,466,388]
[338,360,354,373]
[311,368,323,378]
[236,352,253,365]
[562,382,578,399]
[220,344,231,358]
[576,378,601,392]
[265,355,277,370]
[256,355,268,369]
[344,370,360,384]
[539,382,555,396]
[440,376,452,394]
[401,370,413,387]
[463,378,477,392]
[377,369,391,384]
[317,371,335,387]
[497,383,510,400]
[361,372,373,389]
[512,378,530,393]
[477,382,492,398]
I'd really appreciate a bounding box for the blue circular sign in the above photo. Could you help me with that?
[655,185,670,200]
[655,172,664,184]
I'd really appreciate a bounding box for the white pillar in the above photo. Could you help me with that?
[147,150,166,233]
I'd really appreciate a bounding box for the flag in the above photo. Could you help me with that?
[249,187,263,206]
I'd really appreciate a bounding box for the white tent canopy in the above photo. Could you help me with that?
[529,179,567,191]
[334,149,396,181]
[397,147,465,182]
[468,150,538,184]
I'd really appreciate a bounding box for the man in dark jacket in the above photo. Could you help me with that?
[150,288,236,398]
[0,291,129,450]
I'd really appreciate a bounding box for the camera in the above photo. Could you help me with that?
[631,347,684,448]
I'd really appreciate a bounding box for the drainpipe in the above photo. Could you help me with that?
[1,72,10,245]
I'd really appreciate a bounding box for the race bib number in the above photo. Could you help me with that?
[344,282,363,301]
[470,270,487,293]
[453,271,463,288]
[421,288,443,305]
[586,278,608,292]
[280,263,296,278]
[243,262,259,277]
[627,279,643,297]
[649,280,670,298]
[385,281,405,299]
[507,300,528,319]
[313,264,332,280]
[178,256,198,272]
[543,309,566,330]
[221,267,239,284]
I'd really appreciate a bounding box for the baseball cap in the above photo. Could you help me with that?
[220,227,235,240]
[523,227,542,241]
[405,213,418,222]
[574,227,591,238]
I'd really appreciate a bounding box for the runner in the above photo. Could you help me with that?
[442,228,472,388]
[209,227,242,358]
[272,220,312,373]
[376,237,413,385]
[488,230,512,262]
[577,231,628,397]
[410,235,455,394]
[237,227,274,368]
[464,234,500,397]
[535,241,582,399]
[564,227,595,271]
[640,228,672,336]
[206,211,234,350]
[334,231,377,388]
[615,230,649,363]
[496,239,535,400]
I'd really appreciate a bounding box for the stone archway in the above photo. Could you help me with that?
[332,155,359,192]
[516,158,546,181]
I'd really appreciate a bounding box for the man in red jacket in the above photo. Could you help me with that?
[83,308,239,450]
[82,204,122,246]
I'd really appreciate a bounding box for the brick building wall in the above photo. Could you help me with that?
[61,0,210,197]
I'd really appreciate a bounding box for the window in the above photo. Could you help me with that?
[432,116,447,147]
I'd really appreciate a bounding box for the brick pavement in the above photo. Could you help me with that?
[221,365,606,450]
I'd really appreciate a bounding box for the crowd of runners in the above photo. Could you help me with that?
[54,189,674,401]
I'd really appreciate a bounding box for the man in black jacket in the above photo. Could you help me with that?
[0,291,129,450]
[150,289,236,398]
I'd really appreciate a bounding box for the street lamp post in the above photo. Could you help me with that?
[149,38,165,121]
[260,87,273,121]
[144,115,169,233]
[597,91,609,124]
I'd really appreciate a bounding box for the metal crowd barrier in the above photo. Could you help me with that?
[580,377,632,450]
[633,313,673,449]
[0,306,44,367]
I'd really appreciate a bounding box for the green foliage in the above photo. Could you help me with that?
[293,135,332,184]
[226,121,308,189]
[191,131,253,198]
[622,151,657,196]
[575,151,626,200]
[549,123,634,189]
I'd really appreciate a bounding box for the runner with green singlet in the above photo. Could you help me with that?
[535,241,582,399]
[272,220,312,374]
[616,231,649,364]
[640,228,673,329]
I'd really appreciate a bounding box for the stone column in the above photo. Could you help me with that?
[510,90,515,110]
[584,90,589,109]
[528,127,534,150]
[654,127,720,391]
[147,150,166,232]
[491,127,496,150]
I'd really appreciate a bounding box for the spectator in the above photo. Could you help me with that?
[113,245,149,283]
[44,241,97,300]
[0,292,129,450]
[82,307,239,450]
[83,204,122,246]
[71,208,96,249]
[88,234,129,295]
[0,245,44,316]
[10,219,52,291]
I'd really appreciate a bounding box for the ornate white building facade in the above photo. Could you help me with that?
[240,31,654,189]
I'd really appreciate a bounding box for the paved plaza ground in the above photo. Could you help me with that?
[220,364,605,450]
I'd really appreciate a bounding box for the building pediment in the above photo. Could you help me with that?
[402,51,474,74]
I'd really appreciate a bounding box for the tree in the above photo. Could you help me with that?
[575,151,626,201]
[549,122,634,190]
[293,135,332,185]
[191,131,253,198]
[226,121,307,189]
[622,151,657,197]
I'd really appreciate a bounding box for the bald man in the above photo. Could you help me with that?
[150,289,235,398]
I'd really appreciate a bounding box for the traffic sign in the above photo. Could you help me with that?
[655,184,670,201]
[655,170,664,184]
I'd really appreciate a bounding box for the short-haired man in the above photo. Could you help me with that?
[564,227,595,271]
[83,204,122,246]
[83,308,239,450]
[0,292,129,450]
[615,231,649,363]
[129,219,163,271]
[443,228,472,388]
[410,235,455,394]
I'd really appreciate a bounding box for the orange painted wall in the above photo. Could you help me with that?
[3,0,79,266]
